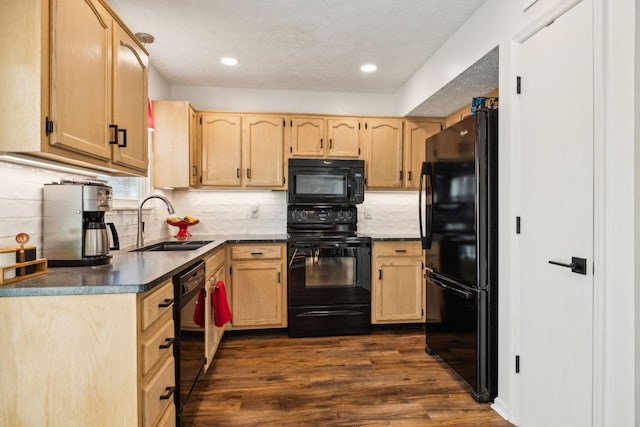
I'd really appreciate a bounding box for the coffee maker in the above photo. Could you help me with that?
[43,180,120,267]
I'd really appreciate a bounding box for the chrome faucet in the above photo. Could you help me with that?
[137,194,175,247]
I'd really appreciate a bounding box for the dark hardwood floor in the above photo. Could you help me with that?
[181,330,512,426]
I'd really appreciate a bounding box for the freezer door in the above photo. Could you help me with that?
[425,272,493,403]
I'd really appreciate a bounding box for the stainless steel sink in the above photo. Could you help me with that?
[130,240,214,252]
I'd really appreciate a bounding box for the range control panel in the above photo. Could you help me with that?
[287,205,357,224]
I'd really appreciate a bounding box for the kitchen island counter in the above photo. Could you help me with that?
[0,234,287,297]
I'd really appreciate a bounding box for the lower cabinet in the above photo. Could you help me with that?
[0,280,176,427]
[228,243,287,329]
[204,247,227,372]
[371,241,425,324]
[137,279,177,427]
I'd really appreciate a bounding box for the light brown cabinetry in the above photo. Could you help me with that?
[228,243,287,329]
[0,0,149,175]
[403,119,442,189]
[0,280,176,427]
[204,247,227,372]
[364,118,405,188]
[371,241,425,324]
[152,101,199,188]
[200,113,286,188]
[137,279,177,427]
[288,116,361,158]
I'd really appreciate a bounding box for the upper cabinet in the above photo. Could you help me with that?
[200,113,286,189]
[364,118,404,188]
[110,23,149,173]
[288,116,361,159]
[201,113,243,186]
[152,101,199,188]
[364,118,443,190]
[0,0,149,176]
[403,119,442,189]
[242,115,286,188]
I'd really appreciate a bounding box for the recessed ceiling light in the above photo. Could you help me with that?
[221,57,239,66]
[360,64,377,73]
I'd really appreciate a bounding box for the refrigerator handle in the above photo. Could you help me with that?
[430,276,474,300]
[419,162,433,250]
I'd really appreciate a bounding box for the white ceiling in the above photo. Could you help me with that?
[108,0,497,115]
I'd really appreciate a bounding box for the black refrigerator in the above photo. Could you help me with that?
[419,108,498,403]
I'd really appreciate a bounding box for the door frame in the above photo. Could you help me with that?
[510,0,606,424]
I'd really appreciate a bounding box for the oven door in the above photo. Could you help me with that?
[288,168,351,205]
[288,240,371,307]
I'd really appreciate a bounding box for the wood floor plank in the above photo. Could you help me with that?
[181,330,512,426]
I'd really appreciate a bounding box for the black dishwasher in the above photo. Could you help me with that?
[173,260,205,425]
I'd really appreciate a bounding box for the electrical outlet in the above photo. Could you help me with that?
[250,203,259,219]
[364,206,373,219]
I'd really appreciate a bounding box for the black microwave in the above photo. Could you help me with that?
[288,158,365,205]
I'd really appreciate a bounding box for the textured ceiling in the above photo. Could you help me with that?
[408,46,499,117]
[108,0,496,115]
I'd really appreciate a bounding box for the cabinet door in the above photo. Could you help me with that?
[327,118,361,158]
[289,117,325,157]
[404,120,442,189]
[111,23,148,173]
[201,114,242,186]
[189,106,200,186]
[373,258,424,323]
[204,263,225,373]
[230,261,284,328]
[365,119,404,188]
[242,116,285,188]
[49,0,112,161]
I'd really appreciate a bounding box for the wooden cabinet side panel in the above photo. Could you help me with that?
[201,114,242,186]
[49,0,112,161]
[152,101,191,188]
[189,106,200,186]
[0,294,139,426]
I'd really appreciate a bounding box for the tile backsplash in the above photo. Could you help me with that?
[0,160,420,257]
[0,161,170,254]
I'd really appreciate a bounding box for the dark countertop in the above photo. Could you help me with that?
[0,234,287,298]
[367,234,421,241]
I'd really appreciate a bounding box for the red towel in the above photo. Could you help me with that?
[193,288,205,328]
[213,281,232,327]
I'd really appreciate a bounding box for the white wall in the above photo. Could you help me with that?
[170,85,396,116]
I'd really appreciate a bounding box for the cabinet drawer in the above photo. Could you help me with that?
[374,242,422,257]
[141,317,175,376]
[231,244,283,260]
[205,248,225,273]
[142,355,175,427]
[141,280,174,332]
[155,402,176,427]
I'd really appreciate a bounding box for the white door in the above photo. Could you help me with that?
[516,0,594,425]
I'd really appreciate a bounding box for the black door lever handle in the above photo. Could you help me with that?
[548,257,587,275]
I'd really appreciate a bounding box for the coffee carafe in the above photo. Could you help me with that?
[83,212,119,257]
[44,180,120,267]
